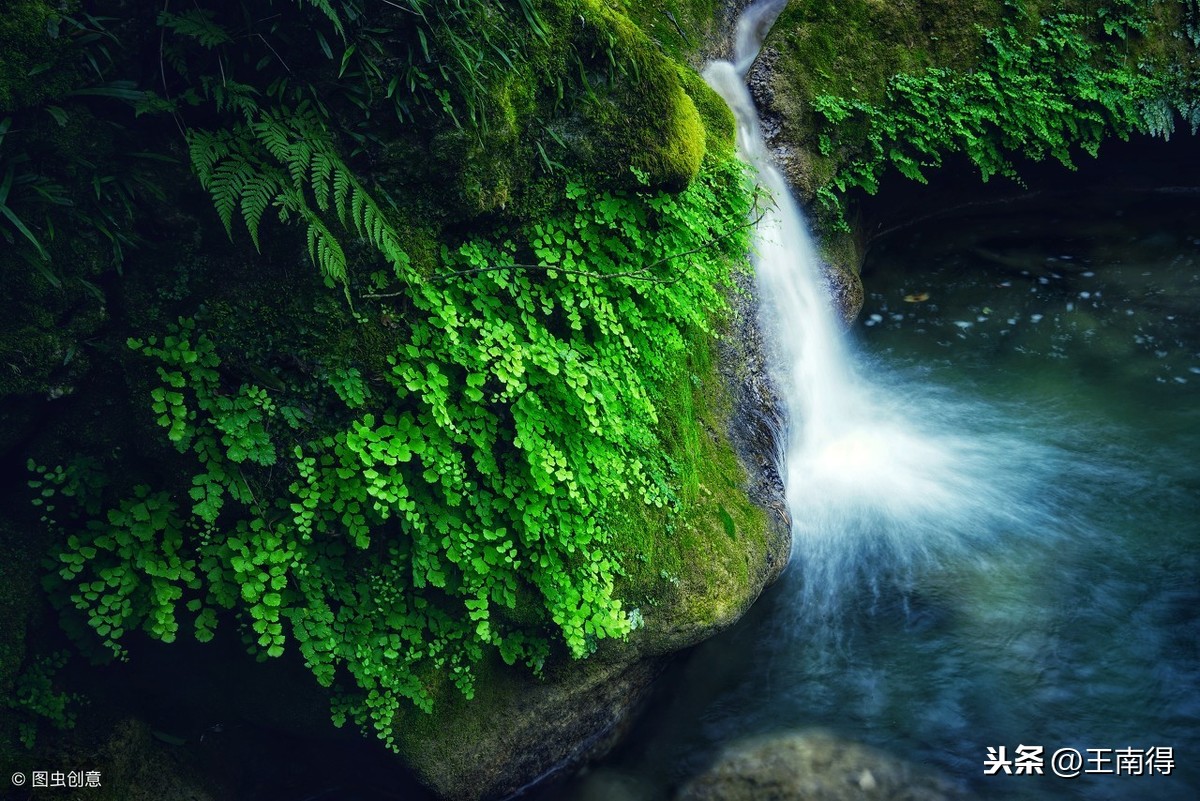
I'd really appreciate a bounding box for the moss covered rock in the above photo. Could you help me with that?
[677,729,975,801]
[390,349,790,799]
[0,2,794,799]
[744,0,1198,304]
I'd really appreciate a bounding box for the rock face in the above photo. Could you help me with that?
[393,12,800,799]
[397,272,793,801]
[398,655,669,801]
[677,730,976,801]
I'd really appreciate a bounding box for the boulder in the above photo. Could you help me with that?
[678,729,975,801]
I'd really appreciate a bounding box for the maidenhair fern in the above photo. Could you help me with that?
[810,0,1193,227]
[39,157,756,748]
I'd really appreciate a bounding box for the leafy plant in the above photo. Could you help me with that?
[37,155,755,748]
[186,103,414,295]
[809,0,1194,227]
[4,651,80,749]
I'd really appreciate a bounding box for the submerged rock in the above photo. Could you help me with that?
[677,729,975,801]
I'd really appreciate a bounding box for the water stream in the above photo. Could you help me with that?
[541,2,1199,799]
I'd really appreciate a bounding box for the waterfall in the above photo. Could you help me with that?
[704,1,1055,630]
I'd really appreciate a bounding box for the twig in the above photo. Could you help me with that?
[254,33,291,73]
[662,10,690,46]
[159,1,187,138]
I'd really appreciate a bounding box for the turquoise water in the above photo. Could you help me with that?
[546,189,1200,800]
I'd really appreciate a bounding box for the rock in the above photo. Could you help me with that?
[677,729,976,801]
[744,34,866,328]
[395,275,793,799]
[396,655,668,801]
[570,767,655,801]
[822,257,866,327]
[718,270,789,540]
[96,719,224,801]
[393,198,793,801]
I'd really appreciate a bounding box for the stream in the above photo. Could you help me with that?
[538,1,1200,798]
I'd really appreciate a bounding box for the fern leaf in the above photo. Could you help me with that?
[311,215,347,286]
[186,130,229,188]
[158,9,232,49]
[208,156,258,237]
[332,166,353,223]
[311,151,336,213]
[241,171,282,251]
[350,184,368,237]
[295,0,346,40]
[252,117,297,165]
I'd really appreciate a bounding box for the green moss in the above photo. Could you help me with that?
[378,0,721,220]
[563,0,708,188]
[608,328,770,647]
[0,0,77,112]
[619,0,728,65]
[629,82,706,188]
[767,0,1003,162]
[678,66,737,158]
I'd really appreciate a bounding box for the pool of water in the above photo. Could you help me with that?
[542,189,1200,800]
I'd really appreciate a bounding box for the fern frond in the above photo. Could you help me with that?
[349,182,368,237]
[240,171,284,251]
[298,203,347,287]
[253,116,297,162]
[295,0,346,40]
[192,102,417,296]
[186,130,230,188]
[332,166,353,220]
[158,9,232,49]
[208,78,262,124]
[208,156,259,236]
[310,151,336,213]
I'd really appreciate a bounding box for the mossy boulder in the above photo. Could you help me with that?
[390,324,790,801]
[385,0,715,222]
[744,0,1196,308]
[677,729,975,801]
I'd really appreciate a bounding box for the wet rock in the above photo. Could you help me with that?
[570,767,656,801]
[696,1,762,68]
[718,270,790,545]
[677,729,975,801]
[397,655,668,801]
[823,259,866,327]
[744,35,866,327]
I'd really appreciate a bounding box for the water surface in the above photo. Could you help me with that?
[546,189,1200,801]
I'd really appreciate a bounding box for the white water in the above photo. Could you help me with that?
[703,1,1063,630]
[536,11,1200,798]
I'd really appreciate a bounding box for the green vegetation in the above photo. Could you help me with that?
[3,651,79,749]
[5,0,757,753]
[5,0,1194,778]
[764,0,1199,228]
[35,158,753,747]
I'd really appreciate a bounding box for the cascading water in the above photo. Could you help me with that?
[542,6,1199,799]
[704,0,1060,630]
